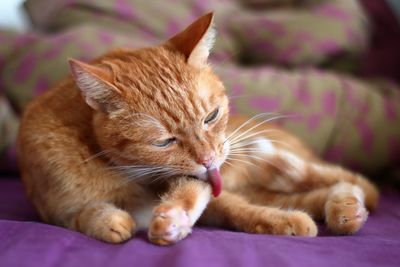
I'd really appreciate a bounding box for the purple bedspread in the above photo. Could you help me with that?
[1,179,400,267]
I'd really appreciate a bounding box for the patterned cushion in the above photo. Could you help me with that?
[0,0,399,174]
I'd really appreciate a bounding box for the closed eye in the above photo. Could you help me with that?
[153,137,176,148]
[204,108,219,124]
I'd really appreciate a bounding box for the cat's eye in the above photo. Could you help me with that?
[153,137,176,148]
[204,108,219,124]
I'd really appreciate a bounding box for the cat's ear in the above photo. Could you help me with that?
[68,59,121,112]
[166,12,215,67]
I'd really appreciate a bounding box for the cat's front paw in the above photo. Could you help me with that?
[284,211,318,237]
[325,194,368,234]
[253,210,318,237]
[148,204,192,246]
[87,209,136,243]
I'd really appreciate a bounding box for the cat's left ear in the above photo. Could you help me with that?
[68,59,122,112]
[166,12,215,67]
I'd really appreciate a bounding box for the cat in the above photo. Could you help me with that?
[17,13,378,245]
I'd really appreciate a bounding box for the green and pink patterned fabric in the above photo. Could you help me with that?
[1,0,400,175]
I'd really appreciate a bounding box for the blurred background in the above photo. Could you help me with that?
[0,0,400,186]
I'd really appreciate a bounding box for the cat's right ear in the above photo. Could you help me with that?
[68,59,121,112]
[166,12,215,68]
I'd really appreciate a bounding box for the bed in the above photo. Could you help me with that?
[1,0,400,266]
[1,178,400,267]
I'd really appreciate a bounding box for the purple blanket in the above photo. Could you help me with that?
[1,179,400,267]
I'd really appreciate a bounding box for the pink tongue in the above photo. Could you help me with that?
[207,168,222,197]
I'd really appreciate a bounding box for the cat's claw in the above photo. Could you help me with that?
[148,204,192,245]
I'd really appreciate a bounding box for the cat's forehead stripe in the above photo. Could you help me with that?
[113,50,216,125]
[166,83,198,115]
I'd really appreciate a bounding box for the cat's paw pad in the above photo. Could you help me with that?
[253,210,317,237]
[91,210,135,243]
[325,195,368,234]
[148,204,191,246]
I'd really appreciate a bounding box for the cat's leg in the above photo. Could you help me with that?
[248,181,371,234]
[247,145,378,211]
[148,178,211,245]
[70,201,136,243]
[200,191,318,237]
[230,142,378,234]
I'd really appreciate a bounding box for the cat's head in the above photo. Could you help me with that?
[69,13,228,196]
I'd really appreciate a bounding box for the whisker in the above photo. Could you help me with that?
[229,129,277,146]
[229,148,273,153]
[224,113,278,143]
[229,139,292,150]
[228,152,281,170]
[107,166,166,174]
[150,170,181,184]
[110,163,190,185]
[229,139,261,149]
[121,174,152,184]
[229,152,276,164]
[222,160,234,168]
[121,169,174,184]
[225,156,259,168]
[81,150,112,164]
[228,114,293,145]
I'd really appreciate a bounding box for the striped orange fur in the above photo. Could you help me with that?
[17,13,378,245]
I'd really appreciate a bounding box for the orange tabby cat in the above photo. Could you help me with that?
[18,13,378,245]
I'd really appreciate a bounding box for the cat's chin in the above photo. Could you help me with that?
[192,172,208,181]
[187,169,211,182]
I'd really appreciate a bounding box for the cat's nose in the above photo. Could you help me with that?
[197,151,216,169]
